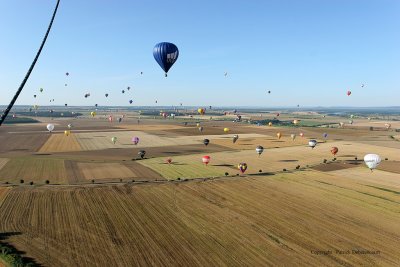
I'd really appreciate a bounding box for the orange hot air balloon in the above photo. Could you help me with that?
[276,132,282,139]
[202,156,211,165]
[299,132,304,137]
[347,90,351,96]
[330,147,339,156]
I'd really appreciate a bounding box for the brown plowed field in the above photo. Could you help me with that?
[0,172,399,266]
[0,133,49,155]
[78,162,136,180]
[378,161,400,174]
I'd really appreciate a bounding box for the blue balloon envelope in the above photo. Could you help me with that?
[153,42,179,76]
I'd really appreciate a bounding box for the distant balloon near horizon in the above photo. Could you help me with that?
[153,42,179,77]
[347,90,352,96]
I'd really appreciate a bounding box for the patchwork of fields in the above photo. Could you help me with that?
[0,115,399,266]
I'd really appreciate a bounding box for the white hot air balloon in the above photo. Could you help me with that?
[308,139,317,149]
[47,124,55,133]
[364,154,381,171]
[255,145,264,156]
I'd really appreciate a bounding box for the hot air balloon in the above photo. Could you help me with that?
[40,88,43,93]
[132,137,139,145]
[364,154,381,171]
[385,123,391,129]
[105,93,109,97]
[46,124,54,133]
[95,104,98,107]
[127,86,131,91]
[293,119,299,125]
[202,155,210,165]
[64,103,68,107]
[238,163,248,174]
[268,122,272,126]
[255,146,264,156]
[196,123,200,127]
[64,130,71,136]
[203,139,210,146]
[67,124,72,129]
[339,122,344,128]
[233,134,239,143]
[153,42,179,77]
[118,117,122,123]
[129,100,133,104]
[367,117,371,121]
[308,139,317,149]
[323,133,328,139]
[34,94,37,98]
[165,158,172,164]
[111,137,117,144]
[224,72,228,77]
[122,90,125,94]
[350,114,354,119]
[108,116,113,122]
[349,120,353,125]
[90,111,96,117]
[224,128,230,133]
[140,71,143,75]
[198,108,205,115]
[276,113,280,117]
[138,150,146,159]
[290,133,296,141]
[268,90,271,94]
[66,72,69,76]
[347,90,351,96]
[199,126,204,132]
[330,147,338,156]
[276,132,282,139]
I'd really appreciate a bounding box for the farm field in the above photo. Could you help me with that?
[0,171,399,266]
[0,112,399,266]
[138,140,400,180]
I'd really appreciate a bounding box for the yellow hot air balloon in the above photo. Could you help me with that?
[198,108,205,115]
[64,130,71,136]
[276,132,282,139]
[90,111,96,117]
[224,128,230,133]
[293,119,299,125]
[268,122,272,126]
[196,123,200,127]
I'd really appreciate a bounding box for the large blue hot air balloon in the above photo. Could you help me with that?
[153,42,179,77]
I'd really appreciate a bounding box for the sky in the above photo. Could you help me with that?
[0,0,399,107]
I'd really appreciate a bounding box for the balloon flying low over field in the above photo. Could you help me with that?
[364,154,381,171]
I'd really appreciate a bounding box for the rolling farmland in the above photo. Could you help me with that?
[0,171,399,266]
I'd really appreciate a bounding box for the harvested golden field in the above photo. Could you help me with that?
[39,133,82,153]
[75,131,267,151]
[379,161,400,174]
[212,135,309,150]
[0,158,67,184]
[116,124,187,131]
[0,159,9,171]
[139,141,400,179]
[0,171,399,266]
[78,162,136,180]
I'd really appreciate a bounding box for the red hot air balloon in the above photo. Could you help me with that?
[165,158,172,164]
[347,90,351,96]
[202,156,211,165]
[330,147,339,156]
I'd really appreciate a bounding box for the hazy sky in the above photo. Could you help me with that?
[0,0,399,107]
